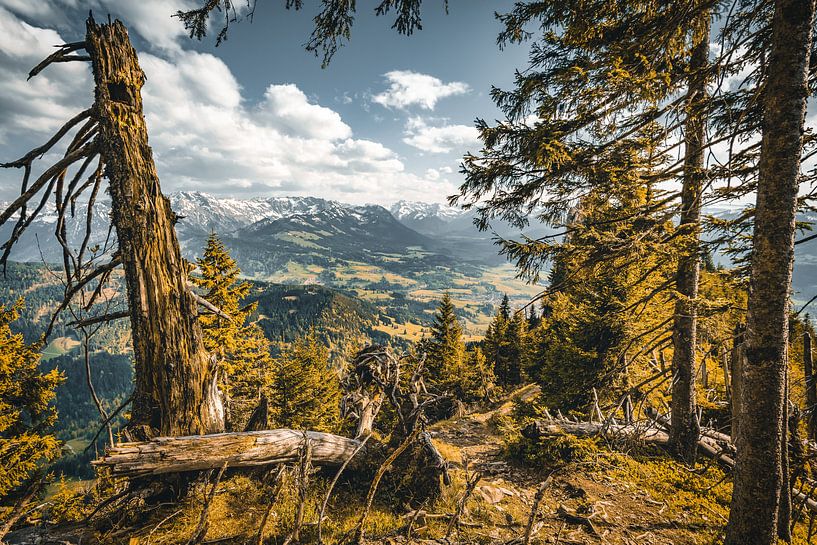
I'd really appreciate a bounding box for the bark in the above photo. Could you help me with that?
[780,374,792,541]
[730,323,745,439]
[805,331,816,440]
[669,10,709,463]
[84,17,224,437]
[93,429,361,478]
[725,1,816,543]
[722,347,731,402]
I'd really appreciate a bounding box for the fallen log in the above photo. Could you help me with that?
[93,429,361,478]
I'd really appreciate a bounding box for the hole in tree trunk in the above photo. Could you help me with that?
[107,81,133,105]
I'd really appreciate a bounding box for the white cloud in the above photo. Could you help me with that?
[134,51,452,203]
[95,0,196,52]
[0,7,91,143]
[0,0,196,52]
[403,117,479,154]
[0,6,459,205]
[372,70,470,110]
[258,84,351,141]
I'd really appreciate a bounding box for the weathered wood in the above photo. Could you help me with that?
[84,17,224,437]
[93,429,361,478]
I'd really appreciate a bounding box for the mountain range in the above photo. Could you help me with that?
[5,191,816,309]
[0,191,528,268]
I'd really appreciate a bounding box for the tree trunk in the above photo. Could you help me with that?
[730,323,745,439]
[669,10,709,463]
[85,18,224,437]
[779,373,792,541]
[93,430,360,478]
[722,347,731,402]
[725,1,815,543]
[804,331,816,440]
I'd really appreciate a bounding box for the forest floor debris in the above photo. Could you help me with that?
[7,384,817,544]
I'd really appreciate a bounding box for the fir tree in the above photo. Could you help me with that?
[527,306,541,330]
[484,299,527,389]
[525,167,674,410]
[498,294,511,321]
[504,310,528,387]
[424,292,465,386]
[269,331,341,433]
[461,347,495,402]
[191,233,275,430]
[0,300,62,499]
[483,307,508,386]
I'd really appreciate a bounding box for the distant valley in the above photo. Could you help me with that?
[0,192,547,339]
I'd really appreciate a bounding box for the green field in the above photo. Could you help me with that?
[41,336,81,361]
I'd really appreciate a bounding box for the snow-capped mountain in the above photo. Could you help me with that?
[0,192,512,272]
[0,200,115,262]
[169,191,347,236]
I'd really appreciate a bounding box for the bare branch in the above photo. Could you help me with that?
[43,255,121,339]
[67,310,129,328]
[1,139,98,227]
[1,108,92,169]
[28,41,89,79]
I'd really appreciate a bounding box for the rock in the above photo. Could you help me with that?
[478,484,507,504]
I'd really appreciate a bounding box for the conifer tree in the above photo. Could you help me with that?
[424,292,466,386]
[452,1,733,457]
[269,331,341,433]
[726,1,816,542]
[483,310,506,372]
[498,294,511,321]
[484,298,528,389]
[0,301,62,499]
[527,306,541,330]
[504,310,528,387]
[191,233,275,430]
[522,144,675,410]
[484,305,508,386]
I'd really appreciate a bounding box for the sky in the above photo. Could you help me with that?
[0,0,530,206]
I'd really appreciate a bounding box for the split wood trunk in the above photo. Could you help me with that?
[93,429,361,478]
[85,18,223,437]
[725,1,816,543]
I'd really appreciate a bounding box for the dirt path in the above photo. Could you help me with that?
[426,385,732,545]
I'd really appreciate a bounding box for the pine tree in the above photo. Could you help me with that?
[524,161,674,410]
[461,347,495,402]
[498,294,511,321]
[726,1,816,542]
[191,233,275,430]
[484,298,527,389]
[424,292,465,386]
[527,306,541,330]
[504,310,528,387]
[0,300,62,499]
[451,0,744,458]
[269,330,341,433]
[484,307,508,387]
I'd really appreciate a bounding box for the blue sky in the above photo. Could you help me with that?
[0,0,530,205]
